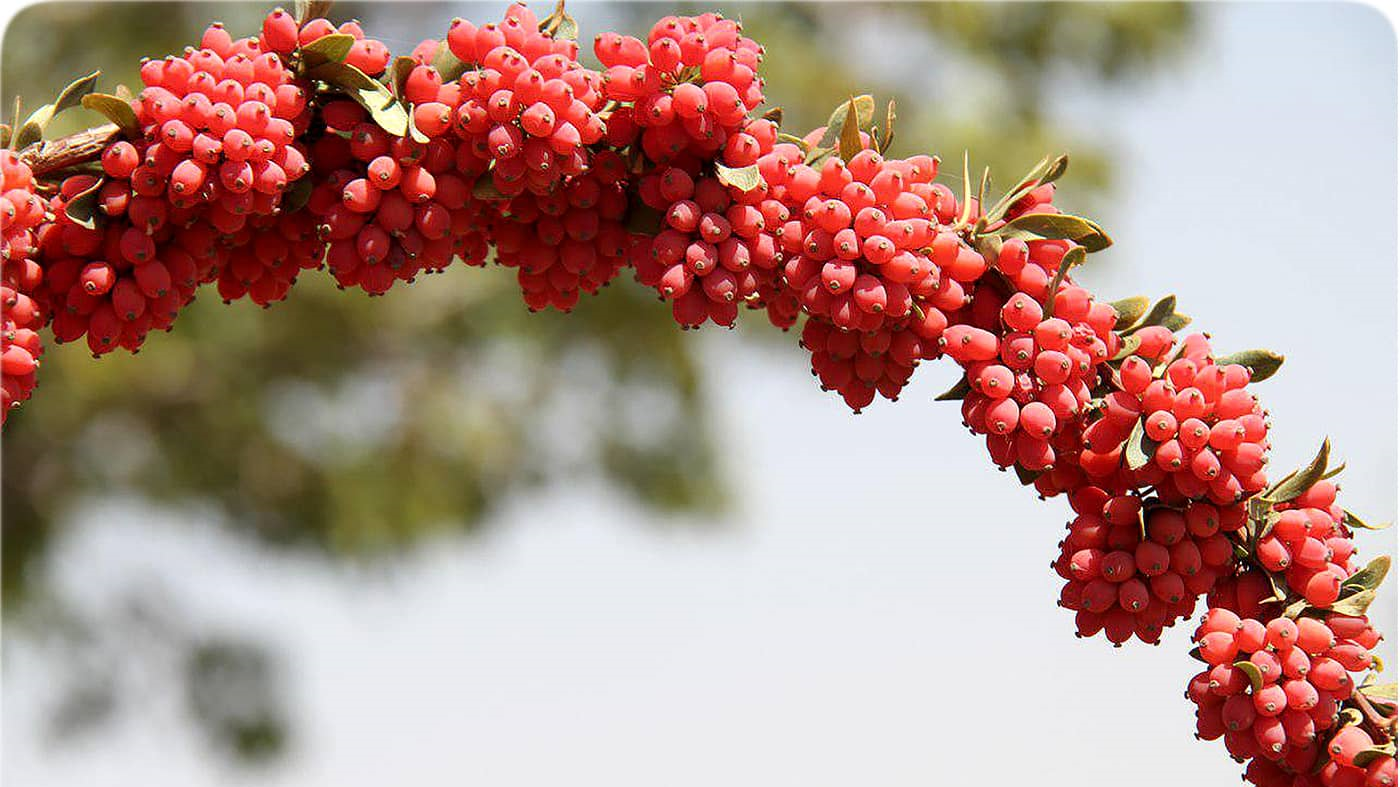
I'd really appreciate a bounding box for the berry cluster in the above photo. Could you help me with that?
[1189,600,1388,786]
[597,13,764,167]
[133,19,315,226]
[1,152,47,419]
[1258,483,1358,609]
[1055,493,1241,644]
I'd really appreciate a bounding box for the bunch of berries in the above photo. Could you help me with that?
[1,151,48,420]
[446,4,606,197]
[1189,606,1386,784]
[1256,482,1360,609]
[597,13,764,167]
[769,147,960,410]
[307,100,477,295]
[214,208,326,305]
[260,10,392,76]
[37,172,213,356]
[630,119,785,328]
[131,18,317,228]
[1054,490,1241,644]
[485,151,633,311]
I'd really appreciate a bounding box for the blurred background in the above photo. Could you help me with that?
[1,2,1395,785]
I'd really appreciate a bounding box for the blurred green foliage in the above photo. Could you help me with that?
[1,0,1194,764]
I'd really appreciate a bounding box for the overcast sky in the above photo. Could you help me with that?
[4,3,1397,787]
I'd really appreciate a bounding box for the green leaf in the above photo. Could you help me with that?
[715,162,763,193]
[1341,555,1390,596]
[1110,333,1142,362]
[817,94,874,152]
[1283,598,1309,619]
[1041,246,1086,317]
[933,377,971,402]
[1160,313,1192,332]
[553,14,579,41]
[1133,295,1178,332]
[431,41,466,82]
[1234,661,1265,693]
[12,103,52,149]
[803,145,835,167]
[776,132,809,152]
[983,154,1070,223]
[54,70,101,116]
[299,33,356,68]
[0,124,9,148]
[1263,438,1330,504]
[1013,464,1042,487]
[283,176,314,214]
[1344,509,1392,531]
[405,106,430,144]
[991,212,1112,252]
[880,99,896,153]
[1110,296,1151,331]
[311,62,408,137]
[1320,462,1347,481]
[295,0,333,24]
[390,56,416,101]
[80,93,140,136]
[1354,744,1398,769]
[63,176,105,230]
[1361,682,1398,702]
[1124,418,1154,471]
[1215,349,1285,383]
[838,96,863,162]
[1330,589,1377,617]
[761,106,783,125]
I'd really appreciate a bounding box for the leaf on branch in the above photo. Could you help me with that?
[983,153,1070,223]
[311,62,408,137]
[431,42,466,81]
[1263,438,1330,504]
[1131,295,1178,333]
[539,0,579,40]
[283,177,314,214]
[1013,465,1042,487]
[1110,333,1142,361]
[390,56,416,101]
[1330,589,1377,617]
[1344,509,1392,531]
[63,176,105,230]
[715,162,763,192]
[880,98,896,153]
[991,212,1112,252]
[1234,661,1266,693]
[1124,418,1154,471]
[776,132,809,152]
[80,93,140,137]
[1340,555,1391,596]
[0,124,9,148]
[761,106,783,126]
[1354,744,1399,769]
[1160,312,1192,332]
[299,34,357,69]
[838,96,863,162]
[933,377,971,402]
[1320,462,1347,481]
[295,0,333,25]
[817,94,874,152]
[1215,349,1285,383]
[1042,246,1086,317]
[1110,296,1151,331]
[54,71,101,116]
[1283,598,1309,619]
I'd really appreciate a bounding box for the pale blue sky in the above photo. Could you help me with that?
[3,3,1397,786]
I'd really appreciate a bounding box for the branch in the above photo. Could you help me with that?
[17,123,120,178]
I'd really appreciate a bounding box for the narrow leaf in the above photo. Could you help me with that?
[984,154,1070,223]
[54,71,101,116]
[1263,438,1331,504]
[63,176,105,230]
[299,33,356,67]
[1341,555,1390,595]
[1124,418,1154,471]
[1234,661,1265,693]
[991,212,1112,252]
[776,132,809,152]
[1330,589,1377,617]
[881,99,896,153]
[1215,349,1286,383]
[817,94,874,151]
[1320,462,1347,481]
[1161,313,1192,332]
[1344,509,1392,531]
[1110,333,1142,361]
[1013,465,1042,487]
[715,162,763,192]
[761,106,783,125]
[1360,683,1398,702]
[956,150,973,228]
[1042,246,1086,317]
[1133,295,1178,332]
[934,377,971,402]
[12,104,52,149]
[1110,296,1151,330]
[1283,598,1309,619]
[1355,744,1399,769]
[390,56,416,101]
[838,96,863,162]
[81,93,140,136]
[431,42,466,81]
